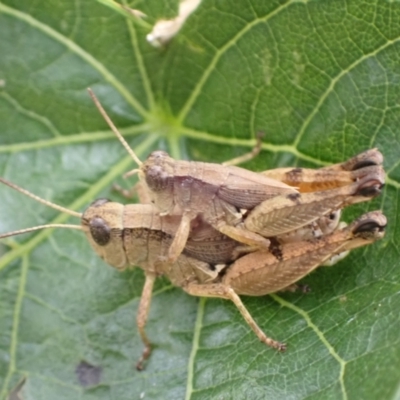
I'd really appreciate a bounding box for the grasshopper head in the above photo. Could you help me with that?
[81,199,128,271]
[142,151,175,213]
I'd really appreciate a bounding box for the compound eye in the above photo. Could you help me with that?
[90,198,110,208]
[89,217,111,246]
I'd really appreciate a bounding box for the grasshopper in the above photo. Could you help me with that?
[0,170,386,370]
[80,204,387,358]
[88,90,385,264]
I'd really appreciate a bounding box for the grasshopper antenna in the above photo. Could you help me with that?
[0,178,81,218]
[87,88,143,175]
[0,177,82,239]
[0,224,82,239]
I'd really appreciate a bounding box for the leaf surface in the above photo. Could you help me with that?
[0,1,399,399]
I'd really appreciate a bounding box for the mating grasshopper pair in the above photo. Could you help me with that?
[0,90,386,370]
[86,90,386,368]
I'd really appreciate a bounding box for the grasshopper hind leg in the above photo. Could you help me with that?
[225,287,286,351]
[183,282,286,352]
[261,149,384,192]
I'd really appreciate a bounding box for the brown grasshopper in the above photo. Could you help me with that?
[84,205,387,358]
[83,207,386,362]
[0,173,386,370]
[88,90,385,263]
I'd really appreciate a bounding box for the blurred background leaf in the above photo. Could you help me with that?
[0,0,399,399]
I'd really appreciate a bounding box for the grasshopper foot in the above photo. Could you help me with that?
[259,334,287,352]
[112,183,136,199]
[277,342,287,352]
[267,339,286,352]
[136,345,152,371]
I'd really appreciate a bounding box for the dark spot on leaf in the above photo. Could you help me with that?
[76,361,102,387]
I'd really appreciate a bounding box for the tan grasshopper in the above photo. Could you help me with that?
[0,171,386,370]
[88,90,385,263]
[83,205,386,360]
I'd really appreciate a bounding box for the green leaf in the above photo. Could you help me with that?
[0,1,399,399]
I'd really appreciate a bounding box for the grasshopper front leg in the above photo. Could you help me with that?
[166,212,193,263]
[136,273,156,371]
[166,199,270,263]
